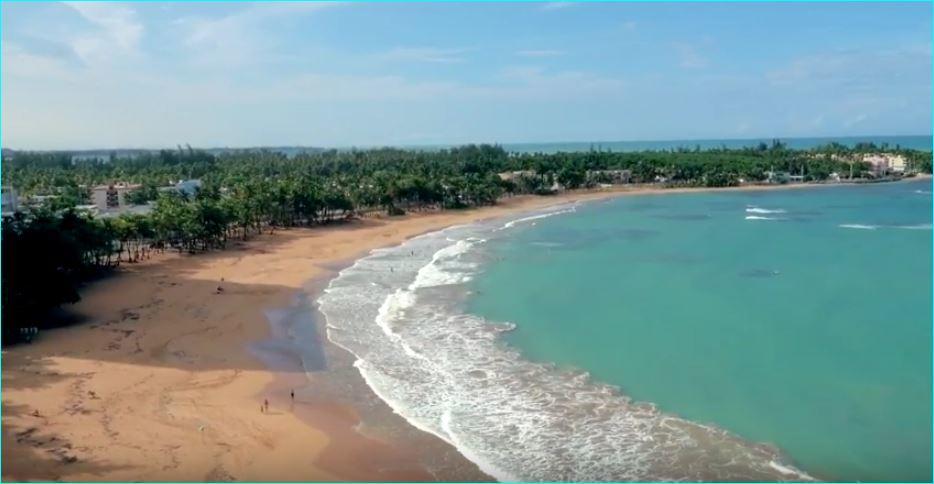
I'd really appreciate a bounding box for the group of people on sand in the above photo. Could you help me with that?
[260,389,295,414]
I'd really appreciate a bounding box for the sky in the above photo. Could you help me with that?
[1,1,931,150]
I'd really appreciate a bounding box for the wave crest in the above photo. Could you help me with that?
[318,211,812,482]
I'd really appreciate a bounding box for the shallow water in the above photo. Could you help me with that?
[470,179,933,482]
[317,179,932,482]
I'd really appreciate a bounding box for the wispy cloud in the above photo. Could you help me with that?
[380,46,468,64]
[516,49,565,58]
[174,3,338,67]
[498,65,624,97]
[766,45,931,89]
[64,2,143,62]
[843,113,868,128]
[2,42,74,79]
[672,42,709,69]
[541,2,575,11]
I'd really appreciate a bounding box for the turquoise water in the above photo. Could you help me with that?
[468,179,933,482]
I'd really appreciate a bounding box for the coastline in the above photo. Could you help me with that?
[3,177,929,482]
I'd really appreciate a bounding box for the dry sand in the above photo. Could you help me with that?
[2,179,919,482]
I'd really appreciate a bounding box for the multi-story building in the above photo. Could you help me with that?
[91,183,141,211]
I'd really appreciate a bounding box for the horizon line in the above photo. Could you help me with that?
[3,133,931,153]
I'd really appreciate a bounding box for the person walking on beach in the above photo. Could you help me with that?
[290,389,295,401]
[263,398,269,413]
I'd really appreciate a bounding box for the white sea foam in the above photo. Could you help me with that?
[745,215,785,221]
[770,460,813,480]
[839,224,878,230]
[746,206,787,214]
[495,204,577,231]
[530,241,564,248]
[318,215,812,482]
[914,189,932,195]
[895,223,933,230]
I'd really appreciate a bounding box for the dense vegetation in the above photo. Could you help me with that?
[2,142,930,344]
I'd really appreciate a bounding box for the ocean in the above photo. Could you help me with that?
[497,134,933,154]
[389,134,932,154]
[317,178,932,482]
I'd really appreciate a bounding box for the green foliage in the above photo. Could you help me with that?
[2,142,927,344]
[125,184,159,205]
[2,209,117,344]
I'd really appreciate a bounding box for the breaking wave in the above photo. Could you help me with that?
[317,206,813,482]
[746,206,787,214]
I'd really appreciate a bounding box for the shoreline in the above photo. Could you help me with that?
[3,177,929,482]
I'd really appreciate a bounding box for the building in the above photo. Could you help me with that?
[159,179,203,197]
[863,154,907,175]
[587,169,632,184]
[97,204,153,219]
[2,185,19,217]
[764,171,791,184]
[175,179,202,196]
[497,170,536,182]
[91,182,141,211]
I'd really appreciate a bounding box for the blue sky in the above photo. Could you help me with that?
[1,1,931,149]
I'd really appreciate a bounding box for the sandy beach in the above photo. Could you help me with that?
[2,178,926,482]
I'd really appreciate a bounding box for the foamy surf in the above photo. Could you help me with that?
[895,223,933,230]
[839,224,878,230]
[318,208,813,482]
[745,215,785,221]
[746,206,787,214]
[839,223,932,231]
[495,204,578,231]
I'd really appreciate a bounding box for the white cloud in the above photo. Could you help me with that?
[766,46,931,89]
[379,47,468,64]
[64,2,143,62]
[844,113,868,128]
[516,49,565,58]
[173,3,339,67]
[497,66,624,98]
[672,42,709,69]
[2,42,73,79]
[541,2,575,11]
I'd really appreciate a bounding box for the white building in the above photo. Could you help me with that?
[91,183,141,211]
[2,185,19,217]
[862,154,907,175]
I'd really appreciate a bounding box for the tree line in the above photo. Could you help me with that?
[2,142,930,344]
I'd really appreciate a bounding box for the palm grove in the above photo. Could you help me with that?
[3,142,931,343]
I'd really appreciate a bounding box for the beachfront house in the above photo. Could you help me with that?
[497,170,536,182]
[765,171,791,184]
[863,153,907,176]
[587,169,632,185]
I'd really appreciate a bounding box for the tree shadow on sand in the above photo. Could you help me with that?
[3,402,134,481]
